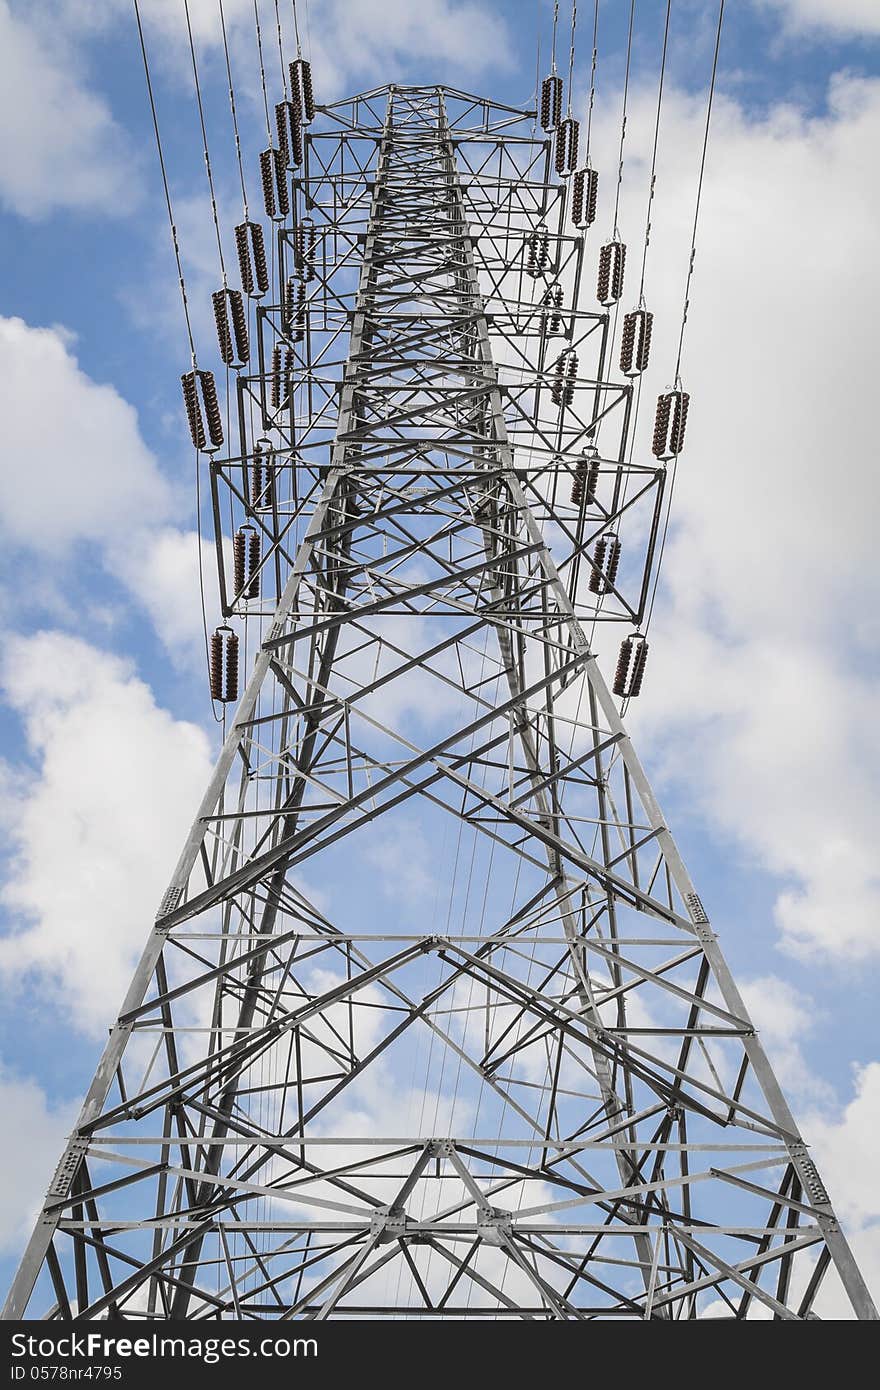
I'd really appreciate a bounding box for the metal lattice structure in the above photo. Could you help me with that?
[5,83,876,1321]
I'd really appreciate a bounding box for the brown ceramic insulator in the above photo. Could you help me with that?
[181,371,205,451]
[613,638,633,696]
[291,58,315,124]
[597,240,626,307]
[212,290,233,365]
[209,629,224,701]
[228,289,249,364]
[223,629,239,703]
[271,343,283,409]
[620,309,653,376]
[199,370,223,448]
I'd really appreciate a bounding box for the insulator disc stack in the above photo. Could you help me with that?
[282,276,307,342]
[212,288,249,367]
[233,525,261,600]
[234,221,269,298]
[290,59,315,124]
[259,147,289,221]
[613,633,649,698]
[275,100,303,169]
[541,282,564,335]
[652,389,690,459]
[551,349,578,408]
[570,444,600,506]
[294,218,317,282]
[571,167,599,230]
[620,309,654,376]
[181,369,223,451]
[526,224,550,279]
[270,344,294,410]
[209,625,239,704]
[540,74,563,133]
[597,241,626,307]
[588,534,621,595]
[250,439,277,512]
[555,118,579,177]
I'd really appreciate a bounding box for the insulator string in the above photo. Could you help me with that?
[611,0,636,239]
[132,0,196,361]
[183,0,227,285]
[637,0,672,304]
[218,0,250,220]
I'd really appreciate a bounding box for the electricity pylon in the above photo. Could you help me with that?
[5,84,875,1321]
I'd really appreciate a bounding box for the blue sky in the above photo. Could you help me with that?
[0,0,878,1316]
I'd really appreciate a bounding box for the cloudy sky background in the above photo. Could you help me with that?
[0,0,877,1316]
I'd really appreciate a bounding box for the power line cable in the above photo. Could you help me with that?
[637,0,673,306]
[132,0,196,361]
[183,0,228,285]
[611,0,637,240]
[219,0,251,219]
[641,0,726,644]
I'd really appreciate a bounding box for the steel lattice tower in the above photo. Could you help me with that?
[5,84,876,1321]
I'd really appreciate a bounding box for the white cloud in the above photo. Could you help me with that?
[0,316,170,549]
[0,1064,76,1253]
[105,525,223,666]
[757,0,880,38]
[0,631,213,1034]
[0,314,220,669]
[0,1,134,219]
[580,73,880,960]
[113,0,513,93]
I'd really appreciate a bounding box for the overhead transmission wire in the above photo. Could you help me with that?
[184,0,228,286]
[565,0,578,114]
[132,0,222,718]
[583,0,599,163]
[641,0,725,640]
[253,0,274,141]
[219,0,251,220]
[132,0,196,363]
[637,0,672,306]
[290,0,303,56]
[273,0,289,97]
[610,0,637,241]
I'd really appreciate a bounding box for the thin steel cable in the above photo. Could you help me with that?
[290,0,303,56]
[219,0,250,219]
[132,0,196,361]
[565,0,578,115]
[551,0,560,73]
[584,0,599,161]
[637,0,673,305]
[253,0,274,142]
[640,0,726,645]
[273,0,289,98]
[184,0,227,284]
[674,0,725,383]
[611,0,637,239]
